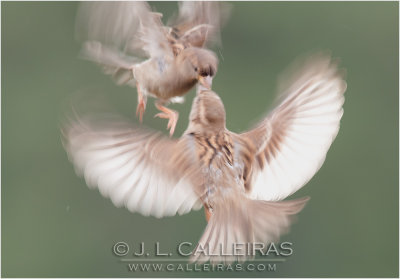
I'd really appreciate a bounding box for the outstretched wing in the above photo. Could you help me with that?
[79,41,139,87]
[62,113,203,218]
[240,53,346,201]
[76,2,173,60]
[169,1,230,48]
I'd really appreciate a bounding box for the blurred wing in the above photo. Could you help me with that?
[170,1,230,47]
[75,2,173,59]
[62,114,203,218]
[80,41,139,87]
[240,53,346,201]
[75,2,139,51]
[136,9,174,58]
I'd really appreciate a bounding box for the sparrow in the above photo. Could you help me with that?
[75,1,229,135]
[62,53,346,263]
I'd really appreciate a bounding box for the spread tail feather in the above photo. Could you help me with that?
[190,196,309,264]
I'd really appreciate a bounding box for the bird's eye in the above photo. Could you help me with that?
[194,67,198,72]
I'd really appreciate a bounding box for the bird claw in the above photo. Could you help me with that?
[154,110,178,136]
[154,112,169,119]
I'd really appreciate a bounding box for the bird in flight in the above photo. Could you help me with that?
[75,1,229,135]
[62,53,346,263]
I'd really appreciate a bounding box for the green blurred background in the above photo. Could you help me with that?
[2,1,398,277]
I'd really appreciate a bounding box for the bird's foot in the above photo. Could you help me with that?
[154,103,179,136]
[136,83,147,123]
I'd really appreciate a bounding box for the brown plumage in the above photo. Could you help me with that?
[75,1,228,135]
[62,53,346,263]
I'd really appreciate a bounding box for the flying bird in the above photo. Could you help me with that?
[62,53,346,263]
[75,1,229,135]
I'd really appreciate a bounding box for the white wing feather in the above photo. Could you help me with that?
[75,2,173,59]
[242,53,346,201]
[62,114,202,218]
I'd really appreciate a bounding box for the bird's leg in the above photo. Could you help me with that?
[204,207,212,222]
[136,82,147,122]
[154,101,179,136]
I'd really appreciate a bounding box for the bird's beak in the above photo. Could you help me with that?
[198,75,213,90]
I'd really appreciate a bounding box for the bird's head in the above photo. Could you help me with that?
[178,47,218,90]
[186,90,226,135]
